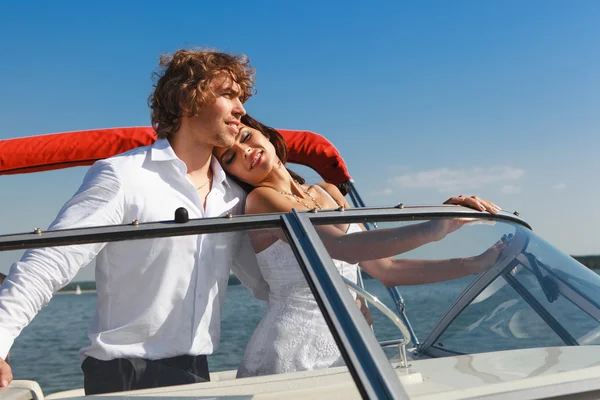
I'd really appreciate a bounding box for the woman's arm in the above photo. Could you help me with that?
[246,186,453,263]
[359,241,504,287]
[320,185,506,287]
[246,184,501,264]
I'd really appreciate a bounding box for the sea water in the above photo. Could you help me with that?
[4,275,530,395]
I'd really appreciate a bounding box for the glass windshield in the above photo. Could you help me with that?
[310,214,600,357]
[434,226,600,354]
[311,216,519,349]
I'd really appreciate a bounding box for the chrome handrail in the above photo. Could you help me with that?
[379,338,407,348]
[345,181,421,347]
[343,277,411,368]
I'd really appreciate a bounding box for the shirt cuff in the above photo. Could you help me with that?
[0,327,14,360]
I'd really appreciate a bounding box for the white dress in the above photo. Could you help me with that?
[236,223,362,378]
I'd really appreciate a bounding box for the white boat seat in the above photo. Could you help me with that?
[0,380,44,400]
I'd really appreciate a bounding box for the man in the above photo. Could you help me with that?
[0,48,267,394]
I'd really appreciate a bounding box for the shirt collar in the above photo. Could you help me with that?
[150,139,232,190]
[149,139,179,162]
[211,156,232,190]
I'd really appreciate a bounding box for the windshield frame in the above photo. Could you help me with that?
[516,253,600,322]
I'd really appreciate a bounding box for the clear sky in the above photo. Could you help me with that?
[1,0,599,281]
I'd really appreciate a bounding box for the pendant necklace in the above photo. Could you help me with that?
[280,180,323,210]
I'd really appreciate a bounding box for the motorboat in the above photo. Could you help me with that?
[0,127,599,399]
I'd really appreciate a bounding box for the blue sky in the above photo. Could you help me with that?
[1,1,599,280]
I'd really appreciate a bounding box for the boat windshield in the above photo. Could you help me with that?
[430,226,600,355]
[3,206,595,397]
[310,213,518,351]
[308,211,600,358]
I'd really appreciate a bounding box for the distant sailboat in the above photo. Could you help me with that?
[75,285,82,295]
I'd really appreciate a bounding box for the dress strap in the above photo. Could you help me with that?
[314,185,341,207]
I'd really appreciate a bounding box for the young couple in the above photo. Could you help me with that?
[0,48,501,394]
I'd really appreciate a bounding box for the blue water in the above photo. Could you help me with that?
[10,273,594,395]
[11,279,430,395]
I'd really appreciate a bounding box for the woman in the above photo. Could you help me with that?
[214,115,503,378]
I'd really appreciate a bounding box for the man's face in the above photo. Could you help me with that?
[188,74,246,148]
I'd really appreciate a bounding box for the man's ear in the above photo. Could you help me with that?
[179,101,191,115]
[178,92,192,115]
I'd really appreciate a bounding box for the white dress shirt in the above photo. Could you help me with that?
[0,139,269,360]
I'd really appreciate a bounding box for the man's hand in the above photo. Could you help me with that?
[0,357,13,387]
[444,195,501,214]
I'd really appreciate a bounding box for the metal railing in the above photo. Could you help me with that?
[346,181,420,347]
[344,277,411,368]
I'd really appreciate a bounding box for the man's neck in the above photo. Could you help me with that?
[168,130,213,175]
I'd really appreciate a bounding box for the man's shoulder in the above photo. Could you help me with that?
[101,144,153,169]
[221,178,248,215]
[212,159,247,205]
[224,178,247,197]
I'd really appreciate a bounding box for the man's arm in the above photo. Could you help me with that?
[0,160,125,362]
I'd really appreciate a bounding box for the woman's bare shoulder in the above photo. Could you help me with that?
[315,182,350,208]
[246,187,294,214]
[315,182,338,194]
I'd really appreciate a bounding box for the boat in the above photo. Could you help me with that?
[74,285,82,295]
[1,127,600,399]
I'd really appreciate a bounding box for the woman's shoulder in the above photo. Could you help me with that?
[246,187,293,214]
[247,186,279,202]
[314,182,349,208]
[315,182,338,194]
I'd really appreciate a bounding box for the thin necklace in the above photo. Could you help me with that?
[280,180,323,210]
[195,172,213,191]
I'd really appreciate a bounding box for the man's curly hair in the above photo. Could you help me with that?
[149,48,256,139]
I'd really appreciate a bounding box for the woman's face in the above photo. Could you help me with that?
[214,123,277,185]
